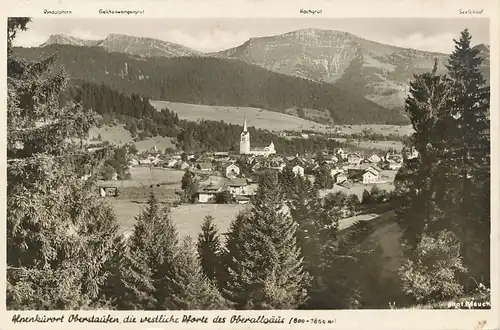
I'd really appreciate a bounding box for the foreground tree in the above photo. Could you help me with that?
[394,29,491,300]
[168,237,229,310]
[128,193,179,309]
[443,29,490,284]
[197,215,224,285]
[7,17,121,309]
[224,171,310,309]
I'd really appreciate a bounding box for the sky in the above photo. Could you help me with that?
[12,18,489,54]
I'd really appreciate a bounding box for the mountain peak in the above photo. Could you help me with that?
[41,34,101,47]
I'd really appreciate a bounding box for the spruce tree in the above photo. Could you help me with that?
[129,192,179,309]
[168,237,229,310]
[197,215,223,285]
[225,171,310,309]
[101,236,157,310]
[444,29,490,283]
[7,18,121,310]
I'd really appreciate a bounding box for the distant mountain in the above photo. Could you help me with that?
[212,28,491,108]
[39,30,490,109]
[13,45,408,125]
[41,33,203,58]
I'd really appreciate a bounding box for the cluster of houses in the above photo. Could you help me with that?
[121,145,417,204]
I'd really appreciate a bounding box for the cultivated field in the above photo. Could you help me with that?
[150,100,330,132]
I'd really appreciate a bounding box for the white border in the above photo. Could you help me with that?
[1,0,499,329]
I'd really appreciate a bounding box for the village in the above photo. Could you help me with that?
[97,119,418,205]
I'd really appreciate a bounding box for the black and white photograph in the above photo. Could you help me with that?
[5,9,495,318]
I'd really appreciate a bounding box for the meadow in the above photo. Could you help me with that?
[150,100,330,132]
[87,124,176,152]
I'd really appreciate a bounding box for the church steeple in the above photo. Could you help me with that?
[243,116,247,132]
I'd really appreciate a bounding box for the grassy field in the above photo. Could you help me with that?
[150,100,330,132]
[335,124,414,136]
[87,124,176,152]
[113,201,248,238]
[100,167,185,188]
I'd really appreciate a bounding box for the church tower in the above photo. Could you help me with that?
[239,117,250,154]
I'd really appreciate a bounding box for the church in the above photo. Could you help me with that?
[239,118,276,157]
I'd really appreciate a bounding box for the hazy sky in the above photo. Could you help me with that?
[13,18,489,53]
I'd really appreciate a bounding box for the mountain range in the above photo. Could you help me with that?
[40,29,490,110]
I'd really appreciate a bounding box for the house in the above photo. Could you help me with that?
[226,178,248,196]
[165,159,178,168]
[333,172,348,184]
[176,161,191,170]
[128,158,139,167]
[139,158,152,165]
[330,167,344,178]
[225,164,240,178]
[403,147,419,160]
[347,153,363,165]
[388,162,402,170]
[327,155,339,164]
[198,183,224,203]
[292,165,305,177]
[234,195,251,204]
[251,162,262,172]
[99,186,119,197]
[368,154,382,164]
[196,162,213,172]
[362,166,382,185]
[362,169,379,184]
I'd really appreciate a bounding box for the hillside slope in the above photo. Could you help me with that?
[14,45,407,125]
[213,28,491,108]
[150,100,330,132]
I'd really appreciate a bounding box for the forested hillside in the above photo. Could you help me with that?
[14,45,408,125]
[64,81,345,154]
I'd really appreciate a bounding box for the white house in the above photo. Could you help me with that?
[225,164,240,178]
[362,169,379,184]
[347,153,363,165]
[388,161,402,171]
[292,165,305,177]
[334,172,348,184]
[198,184,224,203]
[226,178,248,196]
[368,154,382,164]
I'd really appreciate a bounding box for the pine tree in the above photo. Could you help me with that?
[224,171,310,309]
[7,18,121,310]
[168,237,229,310]
[129,192,179,309]
[197,215,223,284]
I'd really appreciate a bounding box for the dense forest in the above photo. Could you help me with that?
[65,81,346,154]
[13,45,408,125]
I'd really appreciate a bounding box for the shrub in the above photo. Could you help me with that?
[398,230,467,304]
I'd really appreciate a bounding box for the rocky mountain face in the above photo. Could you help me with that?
[212,28,490,109]
[41,33,203,58]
